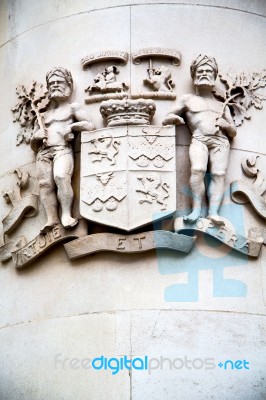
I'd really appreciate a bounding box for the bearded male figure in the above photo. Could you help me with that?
[31,67,94,233]
[162,55,237,224]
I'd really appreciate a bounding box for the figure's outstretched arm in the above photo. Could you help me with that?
[162,96,186,126]
[71,103,95,132]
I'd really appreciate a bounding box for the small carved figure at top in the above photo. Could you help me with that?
[144,65,174,92]
[163,54,237,225]
[86,65,129,95]
[30,67,94,233]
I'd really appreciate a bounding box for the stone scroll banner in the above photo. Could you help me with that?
[132,48,181,65]
[3,194,38,234]
[64,230,196,260]
[249,227,266,245]
[12,221,87,269]
[231,180,266,219]
[81,51,128,68]
[0,236,27,262]
[174,217,263,258]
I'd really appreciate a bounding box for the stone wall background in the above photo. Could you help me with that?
[0,1,265,399]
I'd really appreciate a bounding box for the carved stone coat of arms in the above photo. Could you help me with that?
[80,125,176,230]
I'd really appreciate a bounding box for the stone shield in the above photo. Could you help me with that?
[80,125,176,231]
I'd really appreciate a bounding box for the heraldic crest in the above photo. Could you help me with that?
[1,48,266,268]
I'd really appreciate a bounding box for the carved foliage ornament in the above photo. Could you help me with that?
[213,70,266,126]
[12,81,49,146]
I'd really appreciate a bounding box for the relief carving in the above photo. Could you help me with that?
[175,217,263,258]
[88,136,120,165]
[248,226,266,246]
[163,54,237,225]
[2,168,38,234]
[8,48,266,267]
[213,69,266,126]
[85,65,128,96]
[82,51,129,104]
[0,236,27,262]
[15,67,95,233]
[89,196,126,213]
[136,174,170,210]
[12,81,49,146]
[131,48,180,100]
[81,50,128,68]
[132,48,181,66]
[100,99,156,126]
[231,156,266,218]
[96,172,114,185]
[13,221,87,269]
[64,231,196,259]
[80,126,176,231]
[129,128,174,168]
[144,65,174,92]
[84,177,127,213]
[129,154,172,168]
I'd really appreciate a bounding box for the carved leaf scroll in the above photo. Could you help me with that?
[214,70,266,126]
[12,81,49,145]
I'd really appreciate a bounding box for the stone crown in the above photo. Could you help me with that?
[100,98,156,126]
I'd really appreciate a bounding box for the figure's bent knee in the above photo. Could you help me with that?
[54,174,71,185]
[210,171,226,177]
[38,178,54,189]
[191,168,206,175]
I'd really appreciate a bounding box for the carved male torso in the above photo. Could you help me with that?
[43,104,73,147]
[184,94,225,136]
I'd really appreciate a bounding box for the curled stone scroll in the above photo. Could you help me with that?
[174,217,263,258]
[85,93,127,104]
[132,48,181,66]
[0,236,27,262]
[3,195,38,235]
[230,156,266,219]
[12,221,87,269]
[64,231,196,260]
[131,92,176,100]
[248,227,266,245]
[81,51,128,68]
[2,169,38,234]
